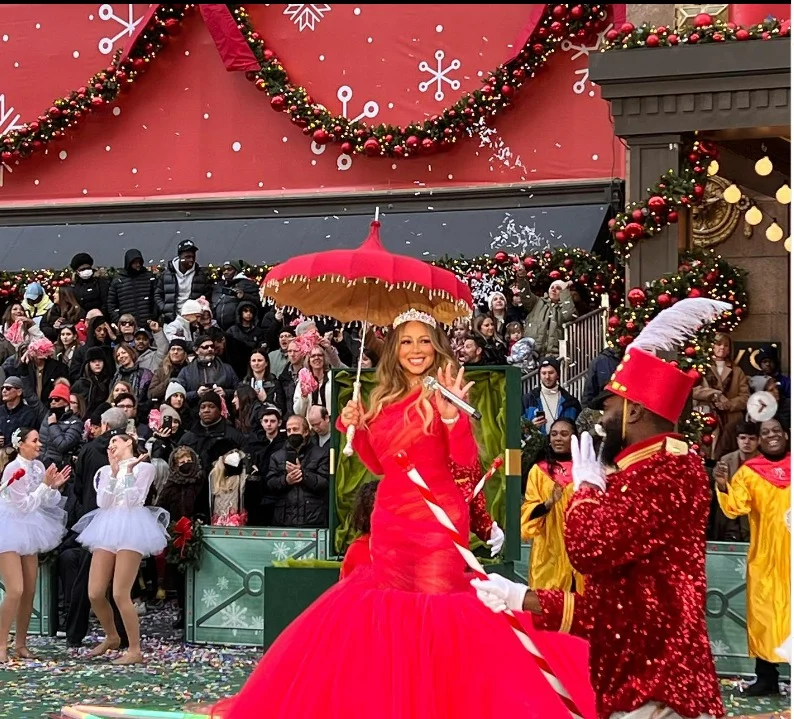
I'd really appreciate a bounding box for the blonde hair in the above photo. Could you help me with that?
[364,321,458,434]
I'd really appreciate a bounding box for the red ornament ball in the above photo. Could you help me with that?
[552,5,567,20]
[704,413,719,429]
[712,32,724,42]
[474,271,483,280]
[668,34,679,45]
[606,29,619,42]
[501,84,515,99]
[549,270,562,280]
[570,6,583,20]
[263,49,275,61]
[524,257,537,269]
[489,268,498,276]
[689,33,700,43]
[532,43,546,55]
[620,22,636,34]
[563,258,573,268]
[678,264,691,274]
[363,138,381,156]
[693,13,712,28]
[270,95,285,111]
[615,231,627,244]
[579,274,589,284]
[624,222,645,239]
[421,137,436,153]
[667,211,679,224]
[608,315,620,329]
[657,293,672,308]
[688,288,703,298]
[701,433,713,446]
[312,129,330,145]
[735,29,750,41]
[406,135,419,149]
[627,287,647,307]
[735,308,744,317]
[625,321,636,331]
[618,335,633,348]
[693,185,705,198]
[648,195,667,212]
[684,346,697,357]
[550,21,564,35]
[646,34,660,47]
[631,209,644,222]
[494,251,508,263]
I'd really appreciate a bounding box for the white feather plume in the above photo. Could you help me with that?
[628,298,733,353]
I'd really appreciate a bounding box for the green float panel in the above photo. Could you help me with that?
[0,559,56,636]
[185,527,327,646]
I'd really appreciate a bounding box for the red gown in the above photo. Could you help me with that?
[211,391,595,719]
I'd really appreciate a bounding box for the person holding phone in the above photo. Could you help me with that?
[522,357,581,435]
[146,405,183,462]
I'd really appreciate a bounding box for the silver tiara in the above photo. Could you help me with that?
[393,309,437,329]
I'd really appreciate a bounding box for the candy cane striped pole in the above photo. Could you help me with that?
[394,450,584,719]
[471,455,504,500]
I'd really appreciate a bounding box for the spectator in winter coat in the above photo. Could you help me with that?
[163,381,195,433]
[244,405,286,526]
[155,239,213,323]
[515,264,576,357]
[111,343,154,411]
[36,382,84,470]
[146,404,185,462]
[149,340,191,404]
[243,348,286,415]
[268,327,296,379]
[178,392,245,473]
[176,334,239,406]
[267,415,329,528]
[107,248,158,327]
[277,340,305,419]
[226,301,266,353]
[164,299,202,350]
[69,253,109,317]
[2,337,69,404]
[40,286,86,343]
[68,315,116,383]
[132,324,168,374]
[0,376,41,459]
[522,357,581,434]
[211,261,261,331]
[71,347,113,421]
[21,282,54,326]
[581,345,622,408]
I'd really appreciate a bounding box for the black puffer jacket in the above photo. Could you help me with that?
[72,274,109,316]
[226,302,267,351]
[155,258,213,324]
[211,276,261,330]
[107,249,158,326]
[267,440,329,528]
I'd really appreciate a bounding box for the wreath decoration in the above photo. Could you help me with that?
[0,4,610,165]
[166,516,204,573]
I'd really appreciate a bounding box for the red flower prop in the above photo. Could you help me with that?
[7,468,25,487]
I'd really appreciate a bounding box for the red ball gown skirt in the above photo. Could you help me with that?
[211,394,595,719]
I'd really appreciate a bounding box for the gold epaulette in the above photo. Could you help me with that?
[664,436,689,457]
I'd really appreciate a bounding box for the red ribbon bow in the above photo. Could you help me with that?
[173,516,194,558]
[7,468,25,487]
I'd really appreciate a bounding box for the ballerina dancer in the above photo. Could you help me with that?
[208,309,594,719]
[0,427,70,662]
[73,429,169,665]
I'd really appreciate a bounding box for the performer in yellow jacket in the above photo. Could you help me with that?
[717,417,791,696]
[520,418,584,592]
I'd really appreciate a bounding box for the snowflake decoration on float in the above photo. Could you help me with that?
[734,557,747,579]
[561,23,613,95]
[201,588,220,608]
[95,3,145,55]
[311,85,379,171]
[272,540,292,561]
[418,50,461,102]
[283,4,331,32]
[709,639,731,656]
[220,603,250,635]
[216,575,230,591]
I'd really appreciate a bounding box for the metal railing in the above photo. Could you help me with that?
[520,298,609,401]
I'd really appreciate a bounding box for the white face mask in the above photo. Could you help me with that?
[78,269,94,280]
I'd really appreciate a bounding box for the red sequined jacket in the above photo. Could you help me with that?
[533,434,725,719]
[450,459,494,543]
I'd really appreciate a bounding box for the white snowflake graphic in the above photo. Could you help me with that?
[488,213,551,256]
[734,558,747,579]
[418,50,461,102]
[250,615,264,629]
[0,94,23,136]
[272,541,292,561]
[216,576,230,592]
[0,162,12,189]
[561,24,613,95]
[476,121,527,175]
[201,588,220,608]
[284,4,331,32]
[220,603,250,636]
[95,4,145,55]
[710,639,731,656]
[310,85,379,172]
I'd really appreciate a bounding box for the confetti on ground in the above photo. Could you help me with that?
[1,607,789,718]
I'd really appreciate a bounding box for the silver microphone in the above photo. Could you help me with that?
[423,376,482,421]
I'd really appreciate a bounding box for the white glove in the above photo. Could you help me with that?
[571,432,606,492]
[470,574,528,614]
[486,521,504,557]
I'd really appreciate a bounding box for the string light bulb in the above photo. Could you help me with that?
[744,206,763,226]
[755,156,774,176]
[765,222,784,242]
[723,184,742,204]
[707,160,719,176]
[775,184,791,205]
[785,237,791,253]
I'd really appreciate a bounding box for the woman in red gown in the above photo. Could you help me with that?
[210,313,594,719]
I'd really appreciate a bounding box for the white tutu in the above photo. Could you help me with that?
[0,501,67,555]
[74,505,170,557]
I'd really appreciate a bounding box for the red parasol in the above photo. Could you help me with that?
[261,218,473,328]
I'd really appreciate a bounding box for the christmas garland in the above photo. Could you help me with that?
[602,13,790,50]
[607,250,748,375]
[433,247,625,309]
[231,4,609,158]
[608,139,719,255]
[166,516,204,573]
[0,4,611,166]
